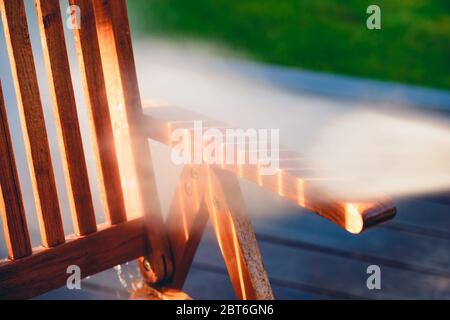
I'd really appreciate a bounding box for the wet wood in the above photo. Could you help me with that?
[164,165,273,299]
[35,0,97,236]
[92,0,173,282]
[70,0,127,225]
[0,82,32,260]
[58,197,450,300]
[0,218,147,300]
[0,0,65,247]
[142,105,396,234]
[195,224,450,299]
[165,166,209,289]
[204,167,274,300]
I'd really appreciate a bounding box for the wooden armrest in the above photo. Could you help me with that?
[142,104,396,234]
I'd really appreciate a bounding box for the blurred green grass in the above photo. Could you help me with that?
[127,0,450,90]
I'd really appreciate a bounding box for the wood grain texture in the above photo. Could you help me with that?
[92,0,141,220]
[0,218,147,300]
[35,0,96,236]
[165,166,209,289]
[92,0,173,282]
[0,82,32,260]
[165,165,274,299]
[205,167,274,300]
[69,0,127,225]
[142,105,396,234]
[0,0,65,247]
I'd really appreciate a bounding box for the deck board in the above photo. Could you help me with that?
[241,182,450,272]
[28,190,450,300]
[193,223,450,300]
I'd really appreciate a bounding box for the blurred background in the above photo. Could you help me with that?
[0,0,449,299]
[128,0,450,90]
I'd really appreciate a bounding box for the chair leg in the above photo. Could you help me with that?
[204,166,274,300]
[160,165,273,300]
[164,165,209,289]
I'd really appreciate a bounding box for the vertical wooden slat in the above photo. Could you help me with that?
[69,0,127,225]
[91,0,173,282]
[91,0,140,220]
[35,0,96,236]
[0,0,65,247]
[0,82,32,259]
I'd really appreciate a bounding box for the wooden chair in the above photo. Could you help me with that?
[0,0,396,299]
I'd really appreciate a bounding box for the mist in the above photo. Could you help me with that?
[135,39,450,205]
[305,110,450,200]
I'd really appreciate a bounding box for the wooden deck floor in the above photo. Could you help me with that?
[31,183,450,300]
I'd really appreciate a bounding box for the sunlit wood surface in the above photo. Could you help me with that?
[0,0,171,298]
[143,104,396,234]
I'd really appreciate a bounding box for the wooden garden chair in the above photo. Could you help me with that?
[0,0,396,300]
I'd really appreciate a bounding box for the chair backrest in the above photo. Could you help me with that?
[0,0,171,299]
